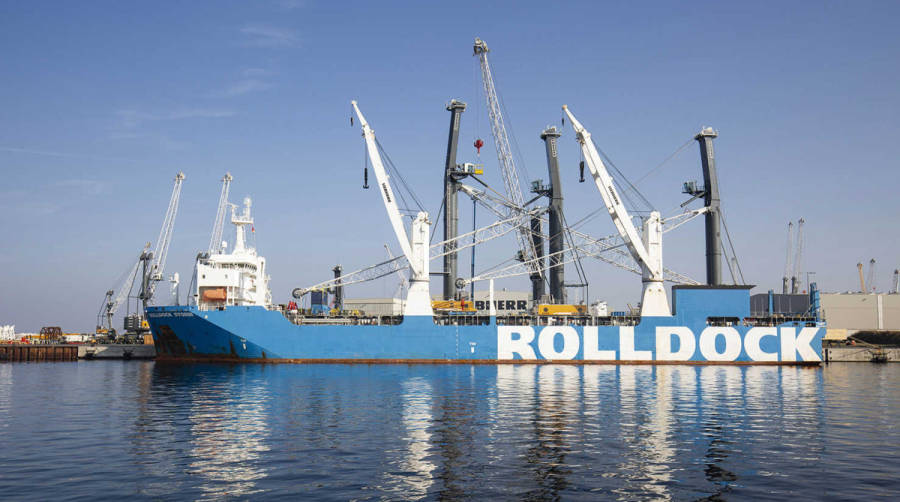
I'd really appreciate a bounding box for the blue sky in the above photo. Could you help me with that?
[2,1,899,332]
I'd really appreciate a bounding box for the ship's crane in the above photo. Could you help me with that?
[563,105,669,316]
[333,102,432,316]
[473,38,542,282]
[140,172,185,308]
[96,242,151,335]
[783,221,793,294]
[208,173,232,254]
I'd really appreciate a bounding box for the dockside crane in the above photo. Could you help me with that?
[562,105,669,316]
[139,172,185,309]
[867,258,877,293]
[791,217,804,293]
[783,221,793,294]
[473,38,543,292]
[96,242,151,337]
[858,262,867,293]
[893,269,899,294]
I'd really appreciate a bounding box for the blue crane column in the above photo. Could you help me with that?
[443,100,466,300]
[695,127,722,286]
[541,126,565,303]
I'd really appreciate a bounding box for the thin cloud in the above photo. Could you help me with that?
[56,179,109,196]
[115,108,235,129]
[276,0,306,10]
[240,24,300,48]
[214,79,274,97]
[0,146,142,163]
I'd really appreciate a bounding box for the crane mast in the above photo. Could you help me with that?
[563,105,669,316]
[473,38,541,280]
[208,173,233,254]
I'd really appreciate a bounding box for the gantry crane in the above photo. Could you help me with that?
[473,38,542,288]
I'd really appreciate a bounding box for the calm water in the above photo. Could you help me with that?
[0,362,897,501]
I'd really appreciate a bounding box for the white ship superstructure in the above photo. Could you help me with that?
[196,197,271,309]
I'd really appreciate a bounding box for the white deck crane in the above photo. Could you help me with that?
[208,173,233,254]
[562,106,669,316]
[473,38,542,282]
[141,172,185,307]
[350,101,432,316]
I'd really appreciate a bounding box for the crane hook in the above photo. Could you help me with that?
[474,138,484,155]
[363,166,369,189]
[579,161,585,183]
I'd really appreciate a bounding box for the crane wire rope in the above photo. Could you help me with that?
[633,137,695,186]
[375,137,425,215]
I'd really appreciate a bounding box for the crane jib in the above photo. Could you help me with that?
[381,183,392,203]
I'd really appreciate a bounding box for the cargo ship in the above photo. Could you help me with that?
[147,96,824,365]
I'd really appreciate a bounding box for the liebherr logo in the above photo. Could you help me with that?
[497,326,822,362]
[381,182,392,203]
[608,186,620,206]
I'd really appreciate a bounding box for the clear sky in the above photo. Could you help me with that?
[2,1,899,332]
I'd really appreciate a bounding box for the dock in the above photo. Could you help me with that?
[0,344,156,362]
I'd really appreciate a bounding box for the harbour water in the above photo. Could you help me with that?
[0,362,897,500]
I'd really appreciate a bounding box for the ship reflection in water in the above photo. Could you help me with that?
[0,362,897,500]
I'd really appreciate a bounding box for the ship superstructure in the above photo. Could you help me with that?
[195,196,271,309]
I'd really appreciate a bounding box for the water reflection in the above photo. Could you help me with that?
[1,362,894,501]
[187,369,271,499]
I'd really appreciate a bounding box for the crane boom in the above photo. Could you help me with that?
[147,172,185,301]
[208,173,233,254]
[563,105,668,316]
[351,101,414,262]
[473,38,541,278]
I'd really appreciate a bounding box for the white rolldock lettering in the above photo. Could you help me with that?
[583,326,616,360]
[619,327,652,361]
[780,327,821,362]
[699,327,741,361]
[656,327,696,361]
[538,326,579,360]
[498,326,537,360]
[745,327,778,362]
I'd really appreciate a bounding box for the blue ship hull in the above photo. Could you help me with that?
[146,287,824,364]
